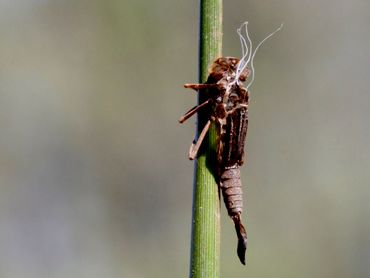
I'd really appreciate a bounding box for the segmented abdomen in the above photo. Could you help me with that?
[220,167,243,216]
[220,165,248,265]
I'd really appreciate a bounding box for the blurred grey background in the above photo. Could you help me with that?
[1,0,370,277]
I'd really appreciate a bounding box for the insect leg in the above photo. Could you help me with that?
[178,99,210,123]
[184,83,219,90]
[188,119,211,160]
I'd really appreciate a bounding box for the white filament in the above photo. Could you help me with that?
[234,22,253,83]
[233,22,283,90]
[237,22,248,59]
[236,22,249,75]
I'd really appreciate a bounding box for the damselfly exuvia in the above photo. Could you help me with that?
[179,22,282,265]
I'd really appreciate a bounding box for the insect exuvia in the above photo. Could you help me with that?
[179,22,282,265]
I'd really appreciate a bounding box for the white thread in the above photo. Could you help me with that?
[237,23,248,59]
[236,22,249,78]
[233,22,283,90]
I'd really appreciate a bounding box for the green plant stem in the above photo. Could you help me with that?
[189,0,222,277]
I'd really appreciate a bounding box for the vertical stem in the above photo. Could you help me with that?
[189,0,222,277]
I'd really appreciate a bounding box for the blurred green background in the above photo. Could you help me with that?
[1,0,370,277]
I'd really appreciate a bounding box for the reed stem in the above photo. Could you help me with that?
[189,0,222,277]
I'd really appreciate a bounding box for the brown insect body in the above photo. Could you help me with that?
[180,57,250,265]
[180,22,282,266]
